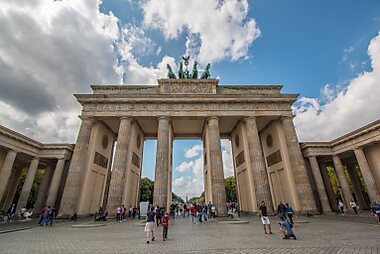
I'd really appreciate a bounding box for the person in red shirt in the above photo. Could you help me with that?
[190,204,195,223]
[162,211,170,241]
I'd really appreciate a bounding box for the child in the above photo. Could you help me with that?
[162,211,170,241]
[279,216,296,240]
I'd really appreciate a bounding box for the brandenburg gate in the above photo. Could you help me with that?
[58,78,318,217]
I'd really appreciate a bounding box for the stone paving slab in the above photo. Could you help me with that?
[0,215,379,254]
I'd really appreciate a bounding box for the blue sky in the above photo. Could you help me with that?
[0,0,379,199]
[98,0,380,198]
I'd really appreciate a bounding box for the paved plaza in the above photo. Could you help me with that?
[0,214,379,254]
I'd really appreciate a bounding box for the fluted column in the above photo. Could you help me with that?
[59,116,95,216]
[153,116,171,209]
[354,148,380,203]
[107,117,133,215]
[207,117,227,216]
[33,164,55,214]
[0,150,17,202]
[2,167,23,211]
[308,156,332,213]
[332,155,354,208]
[244,116,273,212]
[281,116,317,212]
[46,159,66,207]
[16,157,40,216]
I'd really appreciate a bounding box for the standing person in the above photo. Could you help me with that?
[371,202,380,224]
[121,205,126,221]
[350,200,358,215]
[162,211,170,241]
[259,201,273,235]
[38,206,46,225]
[338,200,345,215]
[47,207,55,226]
[155,206,161,227]
[7,204,15,222]
[279,216,296,240]
[207,201,212,218]
[116,206,121,222]
[183,204,187,218]
[190,204,195,223]
[285,203,294,225]
[144,207,156,244]
[41,206,51,226]
[128,206,133,219]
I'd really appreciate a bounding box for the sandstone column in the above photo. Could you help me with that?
[281,116,317,212]
[46,159,66,207]
[153,116,171,209]
[2,167,23,211]
[107,117,133,215]
[0,150,17,202]
[59,116,94,216]
[33,164,55,214]
[16,157,40,215]
[332,155,354,208]
[308,156,332,213]
[244,116,273,212]
[354,148,380,203]
[207,117,227,216]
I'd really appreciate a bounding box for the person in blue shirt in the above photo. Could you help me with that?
[279,216,296,240]
[285,202,294,225]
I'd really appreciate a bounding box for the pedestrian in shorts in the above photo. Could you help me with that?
[259,201,273,234]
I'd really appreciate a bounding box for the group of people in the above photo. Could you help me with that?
[259,200,296,240]
[337,199,359,215]
[116,205,139,222]
[145,205,170,244]
[38,205,56,226]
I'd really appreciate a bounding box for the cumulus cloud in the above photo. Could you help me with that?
[294,32,380,141]
[142,0,260,64]
[184,144,203,158]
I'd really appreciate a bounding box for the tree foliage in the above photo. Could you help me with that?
[13,169,44,209]
[225,176,237,202]
[139,177,154,204]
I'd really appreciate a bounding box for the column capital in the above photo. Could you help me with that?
[207,116,219,122]
[120,116,133,122]
[157,116,171,121]
[243,116,257,122]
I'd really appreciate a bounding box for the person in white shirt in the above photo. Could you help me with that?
[350,199,358,215]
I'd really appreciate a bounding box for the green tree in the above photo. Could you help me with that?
[13,169,44,209]
[225,176,237,202]
[139,177,154,204]
[189,191,205,204]
[172,193,185,204]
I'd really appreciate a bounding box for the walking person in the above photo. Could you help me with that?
[338,200,345,215]
[190,204,195,223]
[162,211,170,241]
[41,206,51,226]
[259,201,273,234]
[285,203,294,225]
[6,204,16,222]
[144,207,157,244]
[350,199,358,215]
[46,207,55,226]
[156,206,162,227]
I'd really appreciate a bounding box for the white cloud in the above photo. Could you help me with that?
[184,144,203,158]
[142,0,260,64]
[175,161,194,173]
[294,32,380,141]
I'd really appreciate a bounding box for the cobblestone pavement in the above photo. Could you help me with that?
[0,215,379,254]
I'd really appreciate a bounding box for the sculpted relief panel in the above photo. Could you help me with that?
[83,102,289,114]
[161,82,214,94]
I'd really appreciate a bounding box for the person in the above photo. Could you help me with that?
[38,206,46,225]
[350,200,358,215]
[70,212,77,221]
[132,207,137,219]
[277,201,287,218]
[155,206,161,226]
[162,211,170,241]
[183,204,187,218]
[338,200,345,215]
[190,204,195,223]
[121,205,126,221]
[279,216,296,240]
[46,207,55,226]
[116,206,121,222]
[128,206,132,219]
[285,203,294,225]
[41,206,51,226]
[7,204,15,222]
[19,207,26,220]
[259,201,273,234]
[207,201,212,218]
[371,202,380,224]
[144,207,156,244]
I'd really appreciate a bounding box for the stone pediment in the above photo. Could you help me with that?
[158,79,218,94]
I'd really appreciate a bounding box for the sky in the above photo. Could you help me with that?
[0,0,380,199]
